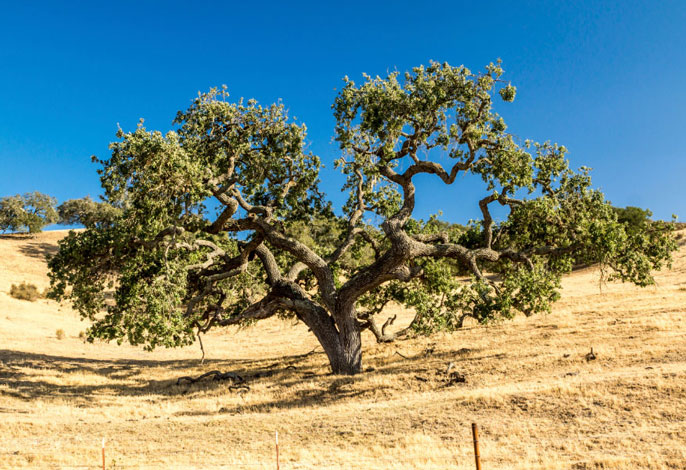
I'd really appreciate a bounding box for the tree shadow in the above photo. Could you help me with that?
[0,342,512,412]
[17,241,58,260]
[0,348,331,404]
[175,345,507,415]
[0,233,33,240]
[0,349,224,402]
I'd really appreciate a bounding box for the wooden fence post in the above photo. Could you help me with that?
[471,423,481,470]
[101,438,106,470]
[275,431,280,470]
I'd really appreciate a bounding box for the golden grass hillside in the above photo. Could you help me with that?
[1,230,685,469]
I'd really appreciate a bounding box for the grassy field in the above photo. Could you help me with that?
[0,230,685,469]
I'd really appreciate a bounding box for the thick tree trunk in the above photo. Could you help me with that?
[329,301,362,375]
[328,317,362,375]
[297,300,362,375]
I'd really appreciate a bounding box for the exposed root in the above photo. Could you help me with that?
[176,370,244,386]
[394,351,410,360]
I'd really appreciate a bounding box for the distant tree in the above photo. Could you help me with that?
[0,192,58,234]
[57,196,121,229]
[48,62,677,375]
[613,206,652,233]
[608,205,676,278]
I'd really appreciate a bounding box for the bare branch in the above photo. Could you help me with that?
[412,233,449,244]
[479,194,497,248]
[286,261,307,282]
[215,295,284,326]
[328,168,367,264]
[207,200,238,234]
[365,313,417,343]
[359,230,381,260]
[186,239,229,271]
[230,187,273,218]
[254,243,282,285]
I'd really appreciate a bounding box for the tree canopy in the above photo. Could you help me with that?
[0,192,58,234]
[48,61,677,374]
[57,196,122,229]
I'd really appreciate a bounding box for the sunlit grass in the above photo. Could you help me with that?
[0,230,684,469]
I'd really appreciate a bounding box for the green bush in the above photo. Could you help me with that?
[9,282,43,301]
[55,329,65,340]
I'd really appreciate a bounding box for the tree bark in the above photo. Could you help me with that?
[292,297,362,375]
[330,301,362,375]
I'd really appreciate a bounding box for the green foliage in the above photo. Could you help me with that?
[0,192,58,234]
[47,61,678,359]
[49,89,325,350]
[614,205,651,226]
[10,282,43,301]
[331,61,677,331]
[57,196,122,228]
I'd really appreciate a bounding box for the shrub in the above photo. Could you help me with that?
[55,329,65,340]
[9,282,42,301]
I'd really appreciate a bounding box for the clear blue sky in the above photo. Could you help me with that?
[1,1,685,224]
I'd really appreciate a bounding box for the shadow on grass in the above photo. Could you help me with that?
[0,349,236,401]
[0,348,338,402]
[0,342,503,411]
[0,233,33,240]
[17,240,59,260]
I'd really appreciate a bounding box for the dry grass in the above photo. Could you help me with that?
[0,230,685,469]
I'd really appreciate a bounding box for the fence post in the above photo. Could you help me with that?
[471,423,481,470]
[275,431,280,470]
[101,438,106,470]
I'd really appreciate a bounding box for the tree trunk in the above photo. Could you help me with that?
[328,317,362,375]
[295,300,363,375]
[329,301,362,375]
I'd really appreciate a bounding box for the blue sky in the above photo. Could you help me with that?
[1,1,685,225]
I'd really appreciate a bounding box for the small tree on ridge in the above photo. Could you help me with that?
[57,196,121,229]
[0,192,58,234]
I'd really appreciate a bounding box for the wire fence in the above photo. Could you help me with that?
[0,425,487,469]
[8,425,670,469]
[0,460,487,470]
[0,458,493,470]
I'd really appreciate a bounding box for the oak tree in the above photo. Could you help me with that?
[48,62,676,374]
[0,192,58,234]
[57,196,121,229]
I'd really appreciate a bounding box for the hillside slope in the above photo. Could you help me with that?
[0,230,685,469]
